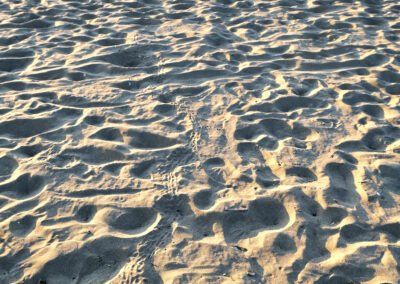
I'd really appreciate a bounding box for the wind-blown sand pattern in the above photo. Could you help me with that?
[0,0,399,283]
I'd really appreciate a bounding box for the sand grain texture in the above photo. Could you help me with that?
[0,0,399,283]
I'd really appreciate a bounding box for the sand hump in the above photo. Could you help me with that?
[0,0,399,283]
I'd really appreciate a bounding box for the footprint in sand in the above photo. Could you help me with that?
[101,207,160,237]
[0,173,44,200]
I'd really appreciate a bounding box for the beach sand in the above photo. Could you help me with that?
[0,0,399,283]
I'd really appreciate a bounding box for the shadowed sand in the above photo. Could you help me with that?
[0,0,399,283]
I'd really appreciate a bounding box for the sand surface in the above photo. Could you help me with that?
[0,0,400,283]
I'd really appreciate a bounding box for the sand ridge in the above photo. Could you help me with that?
[0,0,399,283]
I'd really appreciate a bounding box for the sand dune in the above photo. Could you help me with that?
[0,0,399,283]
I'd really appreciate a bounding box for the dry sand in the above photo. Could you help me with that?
[0,0,400,283]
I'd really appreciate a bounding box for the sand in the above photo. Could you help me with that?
[0,0,399,283]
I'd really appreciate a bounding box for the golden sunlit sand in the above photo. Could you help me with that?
[0,0,399,283]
